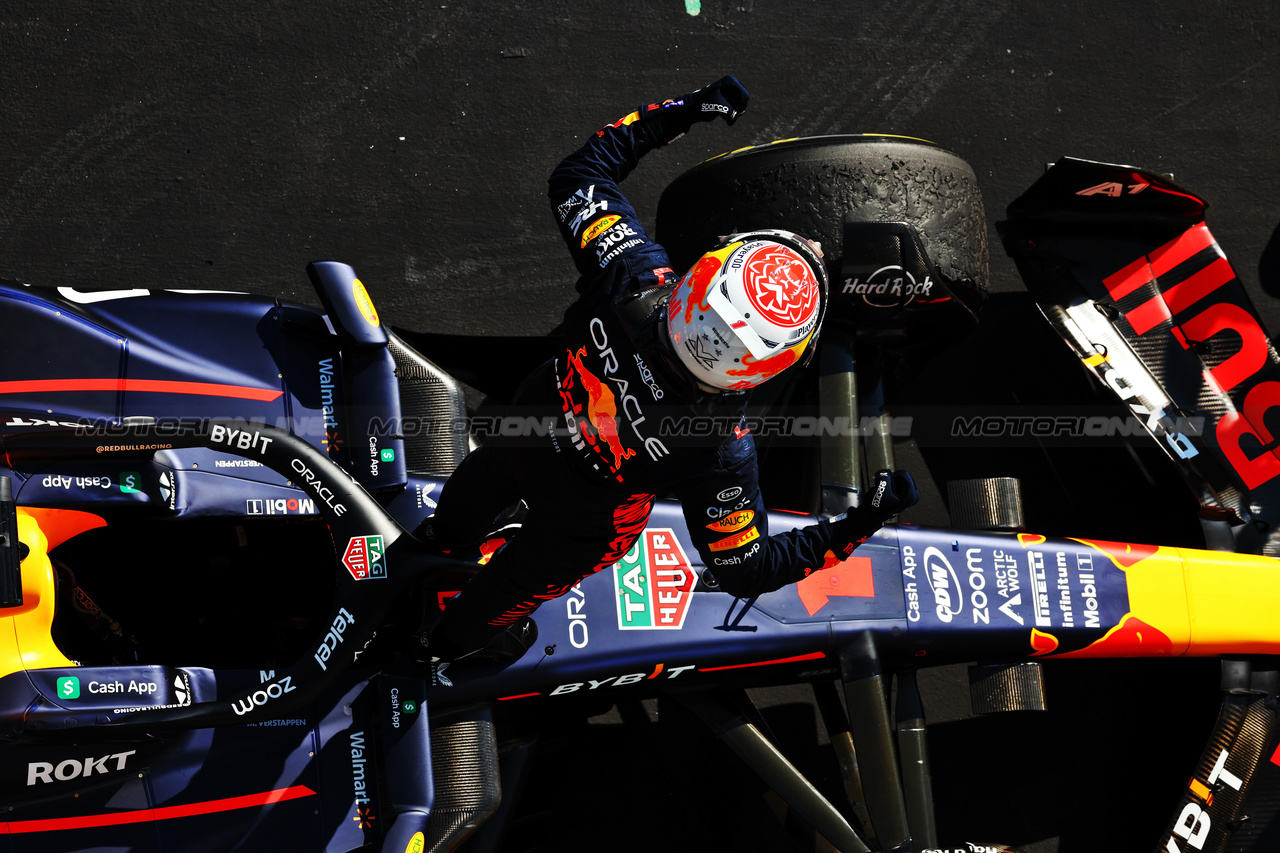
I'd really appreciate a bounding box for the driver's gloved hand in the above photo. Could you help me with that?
[826,469,919,550]
[681,75,750,125]
[637,76,750,145]
[867,469,919,519]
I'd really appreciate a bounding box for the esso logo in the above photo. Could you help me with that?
[717,487,743,502]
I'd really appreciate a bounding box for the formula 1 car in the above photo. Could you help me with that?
[0,137,1278,853]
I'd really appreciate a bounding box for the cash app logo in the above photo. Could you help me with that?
[120,471,142,494]
[57,676,80,699]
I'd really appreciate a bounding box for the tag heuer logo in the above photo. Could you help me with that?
[613,529,696,630]
[343,535,387,581]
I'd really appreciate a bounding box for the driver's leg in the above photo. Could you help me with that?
[432,449,654,655]
[419,444,521,550]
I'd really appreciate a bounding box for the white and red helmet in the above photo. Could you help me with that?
[666,230,827,392]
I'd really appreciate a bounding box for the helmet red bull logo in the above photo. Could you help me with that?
[667,230,826,392]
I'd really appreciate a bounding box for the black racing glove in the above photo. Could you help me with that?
[867,469,919,518]
[631,76,750,145]
[681,75,750,125]
[827,469,919,551]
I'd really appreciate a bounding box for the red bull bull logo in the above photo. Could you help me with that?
[561,346,635,474]
[678,254,724,325]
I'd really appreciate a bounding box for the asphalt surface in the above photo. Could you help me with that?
[4,3,1279,334]
[4,3,1279,851]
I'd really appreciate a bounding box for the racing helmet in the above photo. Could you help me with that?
[666,229,828,393]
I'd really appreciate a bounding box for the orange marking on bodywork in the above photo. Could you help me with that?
[1030,628,1059,655]
[796,555,874,616]
[477,537,506,565]
[1188,778,1213,804]
[16,507,106,550]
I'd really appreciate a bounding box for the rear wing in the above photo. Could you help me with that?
[999,158,1280,554]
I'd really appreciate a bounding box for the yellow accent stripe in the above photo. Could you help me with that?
[1181,548,1280,654]
[1086,542,1280,656]
[700,134,938,165]
[2,510,77,680]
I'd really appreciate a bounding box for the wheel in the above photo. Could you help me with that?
[655,135,990,326]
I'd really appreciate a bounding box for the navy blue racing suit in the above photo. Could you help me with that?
[430,93,879,649]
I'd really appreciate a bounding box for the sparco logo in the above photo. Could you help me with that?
[842,265,934,308]
[923,546,961,623]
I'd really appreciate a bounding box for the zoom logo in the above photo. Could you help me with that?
[231,675,296,716]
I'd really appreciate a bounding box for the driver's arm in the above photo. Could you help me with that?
[547,77,749,285]
[674,425,918,598]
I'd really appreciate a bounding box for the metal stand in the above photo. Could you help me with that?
[838,632,914,853]
[894,670,936,849]
[819,327,862,517]
[678,690,871,853]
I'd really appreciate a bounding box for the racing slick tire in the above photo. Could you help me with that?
[654,135,989,320]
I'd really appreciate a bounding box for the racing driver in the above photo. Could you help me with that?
[423,76,918,662]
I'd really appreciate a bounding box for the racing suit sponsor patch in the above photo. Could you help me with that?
[706,510,754,534]
[708,526,760,552]
[581,214,620,247]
